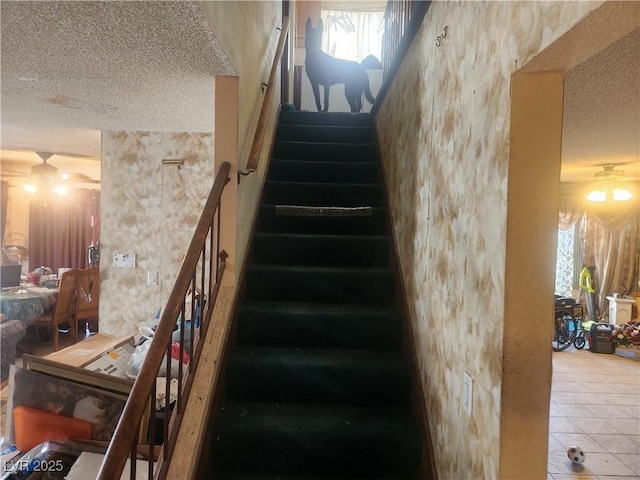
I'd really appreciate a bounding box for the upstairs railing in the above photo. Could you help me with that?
[97,161,231,480]
[373,0,431,116]
[240,15,290,179]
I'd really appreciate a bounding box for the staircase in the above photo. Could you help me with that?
[210,111,423,478]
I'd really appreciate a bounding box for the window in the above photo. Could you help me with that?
[320,8,384,62]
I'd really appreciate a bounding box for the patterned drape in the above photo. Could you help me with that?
[583,212,639,316]
[559,182,640,318]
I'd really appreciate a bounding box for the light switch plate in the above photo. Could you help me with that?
[112,253,136,268]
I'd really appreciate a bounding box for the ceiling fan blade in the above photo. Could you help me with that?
[62,172,101,184]
[0,169,37,179]
[36,150,98,160]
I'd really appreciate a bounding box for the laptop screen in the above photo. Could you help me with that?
[1,264,23,288]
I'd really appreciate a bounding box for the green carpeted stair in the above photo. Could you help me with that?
[209,111,423,478]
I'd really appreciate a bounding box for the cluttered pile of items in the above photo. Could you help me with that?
[1,327,189,479]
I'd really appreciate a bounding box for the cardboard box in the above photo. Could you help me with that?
[41,333,135,368]
[23,334,136,395]
[84,343,134,379]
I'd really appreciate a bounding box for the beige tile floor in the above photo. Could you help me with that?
[548,346,640,479]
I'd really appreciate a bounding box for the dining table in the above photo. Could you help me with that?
[0,284,58,329]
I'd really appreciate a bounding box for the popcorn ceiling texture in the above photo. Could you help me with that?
[0,1,234,154]
[375,2,603,478]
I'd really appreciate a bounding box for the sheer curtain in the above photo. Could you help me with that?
[321,8,384,62]
[29,189,100,272]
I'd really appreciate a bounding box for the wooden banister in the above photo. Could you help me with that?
[240,16,290,178]
[97,161,231,480]
[372,1,431,117]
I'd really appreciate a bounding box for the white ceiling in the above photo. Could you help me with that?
[0,0,234,177]
[0,2,638,184]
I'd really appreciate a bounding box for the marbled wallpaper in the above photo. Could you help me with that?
[197,0,282,271]
[98,2,283,335]
[100,131,214,335]
[375,1,602,478]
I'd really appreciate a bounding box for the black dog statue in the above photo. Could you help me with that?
[305,18,376,113]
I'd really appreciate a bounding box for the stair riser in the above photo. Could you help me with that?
[251,234,390,267]
[212,414,420,476]
[268,159,379,183]
[279,110,372,126]
[274,141,374,162]
[277,124,372,143]
[263,181,384,207]
[245,267,394,304]
[259,206,387,235]
[226,351,410,405]
[212,433,420,476]
[236,308,402,349]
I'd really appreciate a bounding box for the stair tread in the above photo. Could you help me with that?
[268,160,379,184]
[212,474,418,480]
[248,264,392,272]
[277,124,373,144]
[253,232,389,240]
[238,300,401,314]
[276,140,374,147]
[210,110,422,478]
[266,180,381,187]
[235,301,403,350]
[213,402,421,475]
[278,111,372,126]
[230,345,405,360]
[216,401,416,423]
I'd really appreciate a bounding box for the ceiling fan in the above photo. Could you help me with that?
[1,151,100,188]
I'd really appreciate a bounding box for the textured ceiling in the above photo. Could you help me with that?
[561,28,639,182]
[0,1,638,184]
[0,0,235,170]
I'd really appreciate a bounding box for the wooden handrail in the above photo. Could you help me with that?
[97,161,232,480]
[240,16,290,177]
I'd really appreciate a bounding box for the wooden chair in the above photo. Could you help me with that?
[32,268,79,351]
[76,266,99,334]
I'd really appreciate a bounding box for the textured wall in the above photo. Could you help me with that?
[375,1,601,478]
[98,2,282,334]
[100,131,214,334]
[197,1,283,270]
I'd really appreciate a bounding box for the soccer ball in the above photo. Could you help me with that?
[567,446,586,464]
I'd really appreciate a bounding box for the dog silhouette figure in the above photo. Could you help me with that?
[305,18,376,113]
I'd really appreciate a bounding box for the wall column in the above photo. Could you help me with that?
[502,71,564,479]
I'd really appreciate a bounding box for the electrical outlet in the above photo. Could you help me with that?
[463,371,474,417]
[147,271,158,286]
[112,253,136,268]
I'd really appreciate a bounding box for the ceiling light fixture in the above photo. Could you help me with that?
[586,164,634,203]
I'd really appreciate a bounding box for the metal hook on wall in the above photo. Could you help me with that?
[436,25,448,47]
